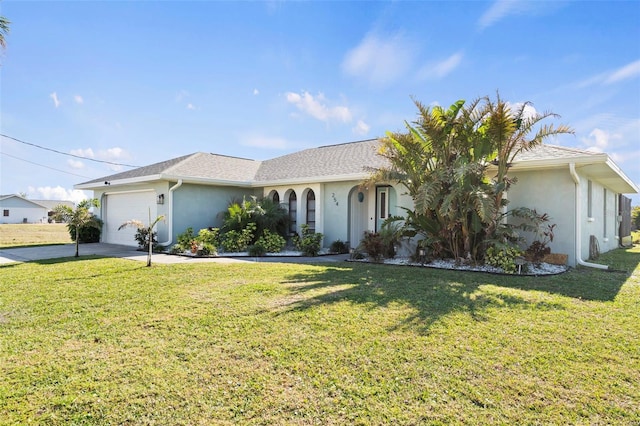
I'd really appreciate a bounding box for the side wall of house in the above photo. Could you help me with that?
[507,169,577,266]
[0,197,48,224]
[578,174,621,258]
[172,183,258,242]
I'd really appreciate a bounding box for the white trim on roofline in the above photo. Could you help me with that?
[255,173,369,187]
[488,152,638,194]
[76,172,371,190]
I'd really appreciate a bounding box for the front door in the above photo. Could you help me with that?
[349,188,368,249]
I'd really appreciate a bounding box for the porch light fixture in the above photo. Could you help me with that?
[357,192,364,202]
[157,194,165,205]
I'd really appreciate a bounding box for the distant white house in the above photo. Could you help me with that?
[0,194,75,224]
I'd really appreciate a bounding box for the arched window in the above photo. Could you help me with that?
[306,190,316,233]
[272,191,280,204]
[288,191,297,234]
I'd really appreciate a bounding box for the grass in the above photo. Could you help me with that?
[0,224,72,248]
[1,249,639,424]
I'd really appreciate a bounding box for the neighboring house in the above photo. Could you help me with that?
[0,195,76,224]
[75,139,638,267]
[0,194,48,224]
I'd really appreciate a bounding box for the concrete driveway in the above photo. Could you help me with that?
[0,243,350,265]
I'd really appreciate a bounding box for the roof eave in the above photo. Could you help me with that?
[75,174,164,190]
[494,154,638,194]
[255,173,369,187]
[161,174,254,187]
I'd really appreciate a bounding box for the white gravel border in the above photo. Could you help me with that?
[351,257,568,276]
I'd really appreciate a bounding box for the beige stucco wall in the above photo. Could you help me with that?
[507,168,577,266]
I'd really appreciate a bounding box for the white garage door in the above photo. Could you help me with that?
[103,191,157,246]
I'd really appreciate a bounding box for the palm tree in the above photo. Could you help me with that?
[118,209,165,267]
[0,15,10,51]
[52,199,101,257]
[479,95,574,238]
[369,95,573,262]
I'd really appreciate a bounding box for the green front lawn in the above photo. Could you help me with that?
[1,248,639,424]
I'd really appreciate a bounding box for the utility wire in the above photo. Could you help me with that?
[1,151,93,179]
[1,133,142,168]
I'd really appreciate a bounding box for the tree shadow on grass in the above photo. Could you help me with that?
[275,264,566,334]
[275,249,638,334]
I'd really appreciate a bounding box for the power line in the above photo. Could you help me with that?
[1,133,142,168]
[0,151,93,179]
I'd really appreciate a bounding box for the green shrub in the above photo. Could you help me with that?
[176,227,196,247]
[329,239,349,254]
[198,228,220,247]
[293,224,323,256]
[485,245,524,274]
[133,227,160,251]
[221,223,256,252]
[197,243,217,256]
[68,216,103,243]
[247,244,267,257]
[255,229,286,253]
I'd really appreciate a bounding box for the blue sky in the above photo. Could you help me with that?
[1,1,639,204]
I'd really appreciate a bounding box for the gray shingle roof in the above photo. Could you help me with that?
[78,152,259,186]
[512,144,601,162]
[255,139,386,182]
[77,140,615,188]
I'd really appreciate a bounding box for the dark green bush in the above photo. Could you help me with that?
[293,224,323,257]
[329,239,349,254]
[255,229,286,253]
[68,216,103,243]
[221,223,256,252]
[248,244,267,257]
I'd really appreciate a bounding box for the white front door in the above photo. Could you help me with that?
[349,188,368,248]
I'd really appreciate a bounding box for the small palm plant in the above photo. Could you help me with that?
[52,198,100,257]
[118,208,165,267]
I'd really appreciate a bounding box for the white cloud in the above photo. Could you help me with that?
[571,59,640,89]
[418,52,463,79]
[581,128,615,153]
[67,147,131,171]
[99,147,128,161]
[74,95,84,104]
[477,1,566,31]
[604,59,640,85]
[352,120,370,136]
[70,148,95,158]
[27,185,89,203]
[285,91,352,123]
[240,135,289,150]
[49,92,61,108]
[67,159,85,169]
[508,101,539,121]
[253,88,260,96]
[342,32,414,86]
[478,0,522,30]
[187,103,196,110]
